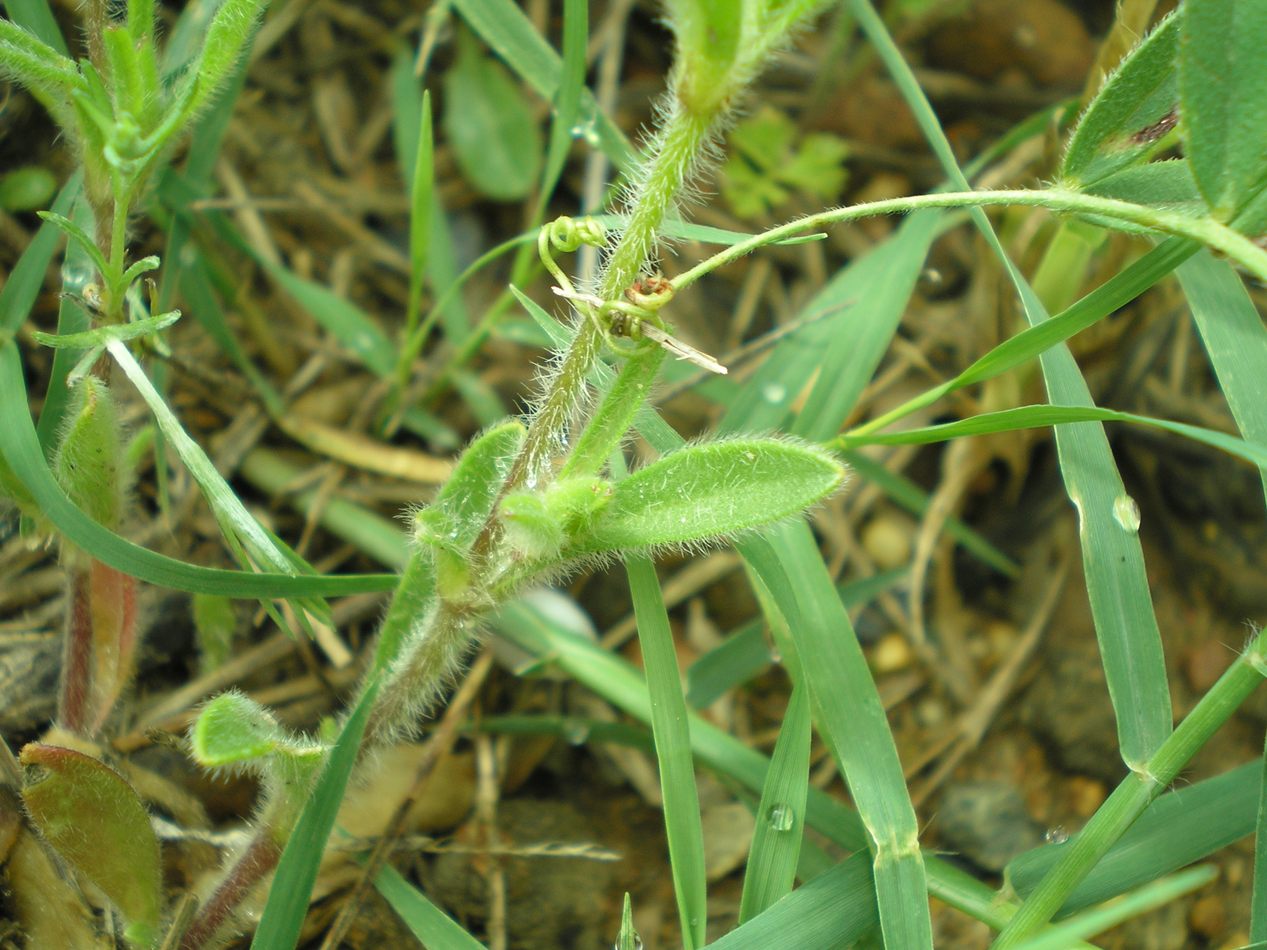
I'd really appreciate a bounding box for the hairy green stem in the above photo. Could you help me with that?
[500,104,716,497]
[994,632,1267,945]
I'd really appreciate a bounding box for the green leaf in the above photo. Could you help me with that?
[451,0,636,173]
[251,675,381,950]
[1061,12,1179,187]
[373,862,488,949]
[190,690,285,768]
[628,552,708,948]
[1083,160,1205,220]
[443,29,543,201]
[53,376,126,530]
[425,419,525,551]
[575,438,846,553]
[20,743,162,946]
[37,209,108,280]
[1179,0,1267,220]
[0,341,396,598]
[739,684,810,922]
[1007,759,1260,915]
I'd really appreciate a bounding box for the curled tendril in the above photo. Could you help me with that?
[538,216,610,295]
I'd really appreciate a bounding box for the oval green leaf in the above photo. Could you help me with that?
[443,30,543,201]
[20,743,162,946]
[577,438,847,553]
[191,690,282,768]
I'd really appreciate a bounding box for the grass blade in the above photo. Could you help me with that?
[738,684,810,922]
[850,0,1172,771]
[1010,866,1217,950]
[0,341,394,597]
[742,523,933,948]
[450,0,636,173]
[706,854,877,950]
[1255,751,1267,944]
[251,676,381,949]
[842,403,1267,470]
[1008,758,1259,914]
[373,862,486,949]
[627,553,707,949]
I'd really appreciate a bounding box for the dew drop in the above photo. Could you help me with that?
[766,803,795,832]
[1044,826,1069,845]
[562,718,590,745]
[762,382,786,404]
[570,119,602,147]
[1112,494,1141,533]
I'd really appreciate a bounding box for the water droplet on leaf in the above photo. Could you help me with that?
[766,803,795,831]
[1112,494,1141,533]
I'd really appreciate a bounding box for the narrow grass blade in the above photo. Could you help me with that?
[390,88,434,401]
[706,854,877,950]
[686,568,905,710]
[107,341,322,588]
[251,676,381,949]
[253,253,396,377]
[738,684,810,922]
[742,523,933,948]
[450,0,636,173]
[842,404,1267,470]
[482,590,1076,934]
[0,341,394,597]
[373,863,486,949]
[1011,866,1217,950]
[0,171,78,334]
[1255,751,1267,944]
[32,193,95,454]
[627,553,707,949]
[390,47,471,344]
[538,0,586,204]
[1009,758,1259,915]
[790,211,939,442]
[850,0,1172,770]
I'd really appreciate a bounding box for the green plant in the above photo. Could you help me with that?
[2,0,1267,948]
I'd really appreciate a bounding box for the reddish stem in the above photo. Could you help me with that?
[180,833,281,950]
[57,570,92,736]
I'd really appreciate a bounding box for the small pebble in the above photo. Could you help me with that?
[862,514,913,570]
[872,632,914,673]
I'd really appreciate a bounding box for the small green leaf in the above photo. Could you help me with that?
[443,29,543,201]
[191,690,284,767]
[53,376,127,531]
[1061,13,1179,188]
[20,743,162,946]
[501,475,613,559]
[37,209,108,279]
[1179,0,1267,220]
[575,438,847,553]
[423,419,525,550]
